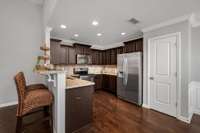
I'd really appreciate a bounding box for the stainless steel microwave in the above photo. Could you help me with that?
[76,54,92,65]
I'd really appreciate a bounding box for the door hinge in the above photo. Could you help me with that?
[175,102,178,107]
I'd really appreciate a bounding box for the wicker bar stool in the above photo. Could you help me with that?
[14,72,53,133]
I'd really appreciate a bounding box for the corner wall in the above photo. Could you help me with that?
[191,26,200,82]
[0,0,44,106]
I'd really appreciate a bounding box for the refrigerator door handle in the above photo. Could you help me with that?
[124,58,128,85]
[123,58,128,86]
[122,58,125,85]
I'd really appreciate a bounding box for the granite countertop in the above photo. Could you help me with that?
[35,70,67,74]
[88,73,117,76]
[66,77,95,89]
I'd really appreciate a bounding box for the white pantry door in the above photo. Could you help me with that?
[149,34,177,117]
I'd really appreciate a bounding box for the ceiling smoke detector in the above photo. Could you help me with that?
[128,18,140,24]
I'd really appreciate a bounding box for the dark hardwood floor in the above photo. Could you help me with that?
[0,90,200,133]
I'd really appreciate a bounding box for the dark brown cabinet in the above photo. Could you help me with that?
[110,48,117,65]
[68,47,76,64]
[66,86,94,133]
[50,38,143,65]
[74,43,91,55]
[94,75,103,90]
[105,50,111,65]
[102,74,117,94]
[50,39,63,65]
[91,49,102,65]
[124,38,143,53]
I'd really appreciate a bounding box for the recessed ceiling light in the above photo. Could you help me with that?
[92,20,99,26]
[60,24,66,29]
[121,32,126,35]
[97,33,102,36]
[74,34,79,37]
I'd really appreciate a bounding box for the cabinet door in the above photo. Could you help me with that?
[84,47,91,55]
[117,47,124,54]
[94,75,102,90]
[110,49,117,65]
[50,41,61,65]
[125,43,136,53]
[60,46,67,65]
[66,86,93,133]
[102,75,110,90]
[136,38,143,51]
[109,75,117,94]
[98,51,103,65]
[68,47,76,64]
[91,50,96,65]
[106,50,111,65]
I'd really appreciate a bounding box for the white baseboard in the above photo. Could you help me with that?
[177,115,193,124]
[188,81,200,123]
[142,104,150,109]
[0,101,18,108]
[142,104,193,124]
[194,109,200,115]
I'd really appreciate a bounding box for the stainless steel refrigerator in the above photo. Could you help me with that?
[117,52,142,106]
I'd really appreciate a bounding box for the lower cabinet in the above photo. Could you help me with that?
[66,86,94,133]
[94,75,102,90]
[93,74,117,95]
[102,74,117,95]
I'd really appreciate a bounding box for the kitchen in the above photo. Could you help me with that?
[36,37,143,133]
[49,38,143,95]
[1,0,200,133]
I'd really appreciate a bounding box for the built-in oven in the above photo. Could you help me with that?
[76,54,92,65]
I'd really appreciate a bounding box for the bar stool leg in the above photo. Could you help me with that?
[49,105,53,133]
[16,117,23,133]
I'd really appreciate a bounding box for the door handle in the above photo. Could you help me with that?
[149,77,154,80]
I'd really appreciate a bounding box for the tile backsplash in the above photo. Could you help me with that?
[54,65,117,76]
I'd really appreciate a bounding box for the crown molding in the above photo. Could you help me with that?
[190,13,200,27]
[142,14,191,33]
[51,34,143,50]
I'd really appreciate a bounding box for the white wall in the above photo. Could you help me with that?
[0,0,44,105]
[143,21,190,118]
[191,26,200,82]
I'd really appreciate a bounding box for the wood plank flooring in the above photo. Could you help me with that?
[0,90,200,133]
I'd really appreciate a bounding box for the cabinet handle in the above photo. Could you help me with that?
[75,96,81,100]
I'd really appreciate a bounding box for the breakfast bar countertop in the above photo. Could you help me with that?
[66,77,95,89]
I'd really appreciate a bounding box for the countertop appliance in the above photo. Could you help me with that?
[73,67,94,81]
[117,52,142,106]
[76,54,92,65]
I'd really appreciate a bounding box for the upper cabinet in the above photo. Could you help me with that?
[74,43,91,55]
[50,39,63,65]
[50,38,143,65]
[124,38,143,53]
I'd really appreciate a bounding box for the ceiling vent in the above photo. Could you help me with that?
[128,18,140,24]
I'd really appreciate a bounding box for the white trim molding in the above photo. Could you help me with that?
[0,101,18,108]
[142,104,150,109]
[189,13,200,27]
[142,15,191,33]
[177,115,192,124]
[189,81,200,117]
[142,13,200,33]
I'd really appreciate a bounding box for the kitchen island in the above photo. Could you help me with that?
[36,70,94,133]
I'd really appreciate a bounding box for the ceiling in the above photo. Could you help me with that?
[49,0,200,46]
[27,0,44,5]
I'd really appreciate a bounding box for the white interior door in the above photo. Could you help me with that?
[149,34,177,117]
